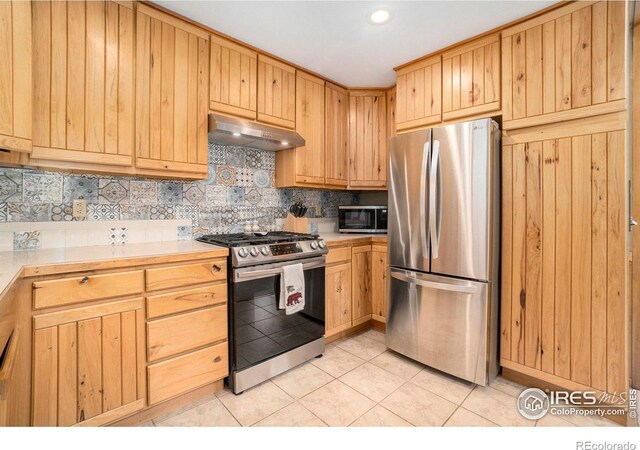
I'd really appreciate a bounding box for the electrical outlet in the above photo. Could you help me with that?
[72,199,87,220]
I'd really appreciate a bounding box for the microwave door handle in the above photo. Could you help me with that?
[429,139,440,260]
[235,259,325,282]
[390,271,477,294]
[420,140,431,261]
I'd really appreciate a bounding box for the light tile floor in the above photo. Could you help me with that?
[149,329,621,427]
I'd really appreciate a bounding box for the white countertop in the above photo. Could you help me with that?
[0,240,228,299]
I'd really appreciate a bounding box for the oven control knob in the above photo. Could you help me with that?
[238,248,248,258]
[250,247,259,257]
[318,240,326,249]
[260,246,269,256]
[310,241,318,250]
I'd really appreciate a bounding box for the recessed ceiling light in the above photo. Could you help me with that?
[368,7,392,25]
[281,141,289,146]
[232,132,241,137]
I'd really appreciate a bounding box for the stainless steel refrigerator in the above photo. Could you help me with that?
[387,118,500,386]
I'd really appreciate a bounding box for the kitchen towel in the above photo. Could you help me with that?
[279,263,305,315]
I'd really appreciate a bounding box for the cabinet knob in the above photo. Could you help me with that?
[80,276,90,285]
[212,264,222,272]
[213,356,222,363]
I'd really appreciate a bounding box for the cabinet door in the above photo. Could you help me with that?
[501,117,627,396]
[386,87,396,140]
[294,71,325,185]
[442,33,500,122]
[32,298,145,426]
[325,262,352,337]
[395,55,441,131]
[0,0,31,153]
[325,83,349,188]
[32,0,134,168]
[348,91,387,189]
[135,4,209,178]
[371,245,388,322]
[351,245,372,325]
[209,35,257,119]
[502,0,627,130]
[257,54,296,129]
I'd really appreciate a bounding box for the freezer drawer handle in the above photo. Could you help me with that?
[391,271,478,294]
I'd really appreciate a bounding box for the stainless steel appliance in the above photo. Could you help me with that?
[387,118,500,386]
[197,232,328,394]
[338,206,388,233]
[208,113,305,151]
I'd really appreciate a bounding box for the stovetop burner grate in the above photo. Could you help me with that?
[197,231,319,247]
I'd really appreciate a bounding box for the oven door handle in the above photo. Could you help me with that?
[234,258,326,282]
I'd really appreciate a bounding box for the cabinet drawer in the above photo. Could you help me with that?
[326,246,351,265]
[33,271,144,310]
[148,342,228,405]
[145,260,227,292]
[146,284,227,319]
[147,305,227,362]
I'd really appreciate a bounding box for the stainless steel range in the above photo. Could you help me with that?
[197,231,328,394]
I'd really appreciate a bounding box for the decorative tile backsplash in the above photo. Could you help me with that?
[0,143,359,245]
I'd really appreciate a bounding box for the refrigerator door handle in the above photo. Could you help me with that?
[419,140,431,261]
[390,271,478,294]
[429,139,441,259]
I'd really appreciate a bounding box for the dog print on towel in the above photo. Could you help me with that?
[286,285,303,307]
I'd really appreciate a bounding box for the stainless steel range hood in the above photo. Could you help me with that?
[208,113,305,151]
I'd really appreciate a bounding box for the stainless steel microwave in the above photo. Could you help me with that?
[338,206,388,233]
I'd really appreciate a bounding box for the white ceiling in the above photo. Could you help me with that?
[155,0,556,86]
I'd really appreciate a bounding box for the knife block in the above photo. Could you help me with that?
[283,213,309,233]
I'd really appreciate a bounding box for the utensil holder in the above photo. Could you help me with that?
[283,213,309,233]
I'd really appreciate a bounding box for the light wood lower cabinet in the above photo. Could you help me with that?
[371,245,388,322]
[325,262,352,336]
[351,245,372,325]
[28,255,229,426]
[501,114,627,396]
[32,299,145,426]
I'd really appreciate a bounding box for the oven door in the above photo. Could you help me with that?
[339,207,377,232]
[230,256,325,373]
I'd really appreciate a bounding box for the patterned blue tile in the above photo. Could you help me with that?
[245,188,262,206]
[262,151,276,170]
[177,226,193,241]
[88,204,120,221]
[227,187,245,205]
[0,171,22,202]
[129,180,157,205]
[99,179,129,204]
[253,170,270,188]
[235,168,254,187]
[108,227,128,245]
[158,182,183,204]
[209,143,226,164]
[198,207,222,228]
[226,147,246,166]
[245,149,262,169]
[175,204,199,226]
[192,226,210,238]
[7,203,50,221]
[0,202,6,222]
[150,205,174,220]
[23,173,63,203]
[216,166,236,186]
[13,231,41,251]
[63,176,98,203]
[120,205,151,220]
[183,185,205,206]
[205,185,227,206]
[50,204,76,221]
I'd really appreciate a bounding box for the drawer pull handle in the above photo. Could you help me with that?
[213,356,222,363]
[212,264,222,273]
[80,276,90,285]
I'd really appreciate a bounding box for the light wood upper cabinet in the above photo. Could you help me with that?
[371,244,388,322]
[395,56,442,131]
[294,72,325,185]
[32,298,145,426]
[257,54,296,129]
[135,4,209,178]
[324,82,349,188]
[502,0,627,130]
[501,114,627,396]
[442,33,501,122]
[348,90,387,189]
[386,87,396,140]
[32,0,134,168]
[209,35,257,119]
[0,0,31,153]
